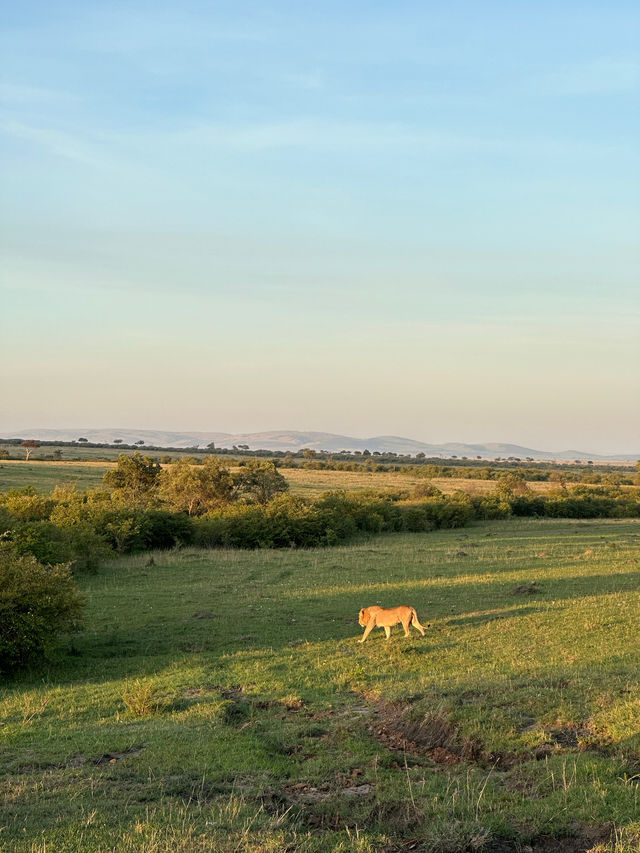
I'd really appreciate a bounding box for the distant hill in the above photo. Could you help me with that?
[1,428,637,462]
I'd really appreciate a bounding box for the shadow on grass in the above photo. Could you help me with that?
[16,563,636,691]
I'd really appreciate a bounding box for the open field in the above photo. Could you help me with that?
[0,459,588,498]
[282,467,561,497]
[2,519,640,852]
[0,461,112,492]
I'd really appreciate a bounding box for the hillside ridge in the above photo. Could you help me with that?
[1,428,636,461]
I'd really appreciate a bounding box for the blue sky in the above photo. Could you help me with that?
[1,1,638,452]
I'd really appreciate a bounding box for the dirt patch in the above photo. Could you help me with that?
[14,746,145,772]
[341,783,373,797]
[427,746,461,765]
[550,727,579,748]
[462,823,612,853]
[285,782,332,803]
[14,753,88,772]
[371,704,474,758]
[192,610,215,619]
[530,823,612,853]
[545,723,612,754]
[283,780,373,804]
[369,703,519,769]
[257,697,307,712]
[91,745,144,765]
[512,583,542,595]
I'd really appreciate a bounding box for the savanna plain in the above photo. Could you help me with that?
[2,508,640,852]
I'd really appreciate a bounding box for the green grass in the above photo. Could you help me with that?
[0,461,111,492]
[2,519,640,852]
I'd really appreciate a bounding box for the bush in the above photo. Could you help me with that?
[122,679,172,716]
[412,482,442,499]
[471,495,513,520]
[396,503,436,532]
[8,521,71,566]
[194,504,273,548]
[0,548,84,674]
[416,494,475,528]
[0,488,54,521]
[138,510,194,550]
[63,523,112,572]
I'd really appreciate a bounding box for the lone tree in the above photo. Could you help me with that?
[77,437,88,443]
[21,440,40,461]
[103,452,162,507]
[160,456,233,515]
[496,471,531,499]
[114,439,123,445]
[234,459,289,505]
[135,440,145,446]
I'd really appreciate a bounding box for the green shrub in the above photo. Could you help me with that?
[396,502,436,532]
[418,494,475,528]
[412,482,442,499]
[0,488,54,521]
[471,494,513,520]
[138,510,194,550]
[0,548,84,674]
[8,521,71,566]
[0,505,12,536]
[122,679,172,716]
[196,504,272,548]
[63,523,112,572]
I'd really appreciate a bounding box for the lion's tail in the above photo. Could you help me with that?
[410,608,427,636]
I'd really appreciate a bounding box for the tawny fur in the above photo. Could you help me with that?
[358,605,428,642]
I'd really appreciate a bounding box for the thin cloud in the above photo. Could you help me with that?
[0,119,110,167]
[0,82,80,106]
[537,58,639,95]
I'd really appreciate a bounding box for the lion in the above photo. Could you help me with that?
[358,605,428,642]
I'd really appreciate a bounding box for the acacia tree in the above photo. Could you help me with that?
[234,459,289,505]
[495,471,531,499]
[102,452,162,507]
[21,440,40,461]
[160,456,233,515]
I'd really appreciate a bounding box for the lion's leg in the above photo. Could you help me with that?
[384,626,391,640]
[402,619,411,637]
[411,612,426,636]
[360,620,376,643]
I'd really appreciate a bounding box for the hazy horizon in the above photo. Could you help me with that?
[1,2,638,453]
[1,424,638,458]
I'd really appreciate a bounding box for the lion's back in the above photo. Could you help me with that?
[371,605,413,626]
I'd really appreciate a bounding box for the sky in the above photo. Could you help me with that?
[1,1,639,454]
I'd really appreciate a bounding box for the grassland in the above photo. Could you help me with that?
[0,459,564,498]
[0,461,112,493]
[282,467,560,497]
[2,519,639,852]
